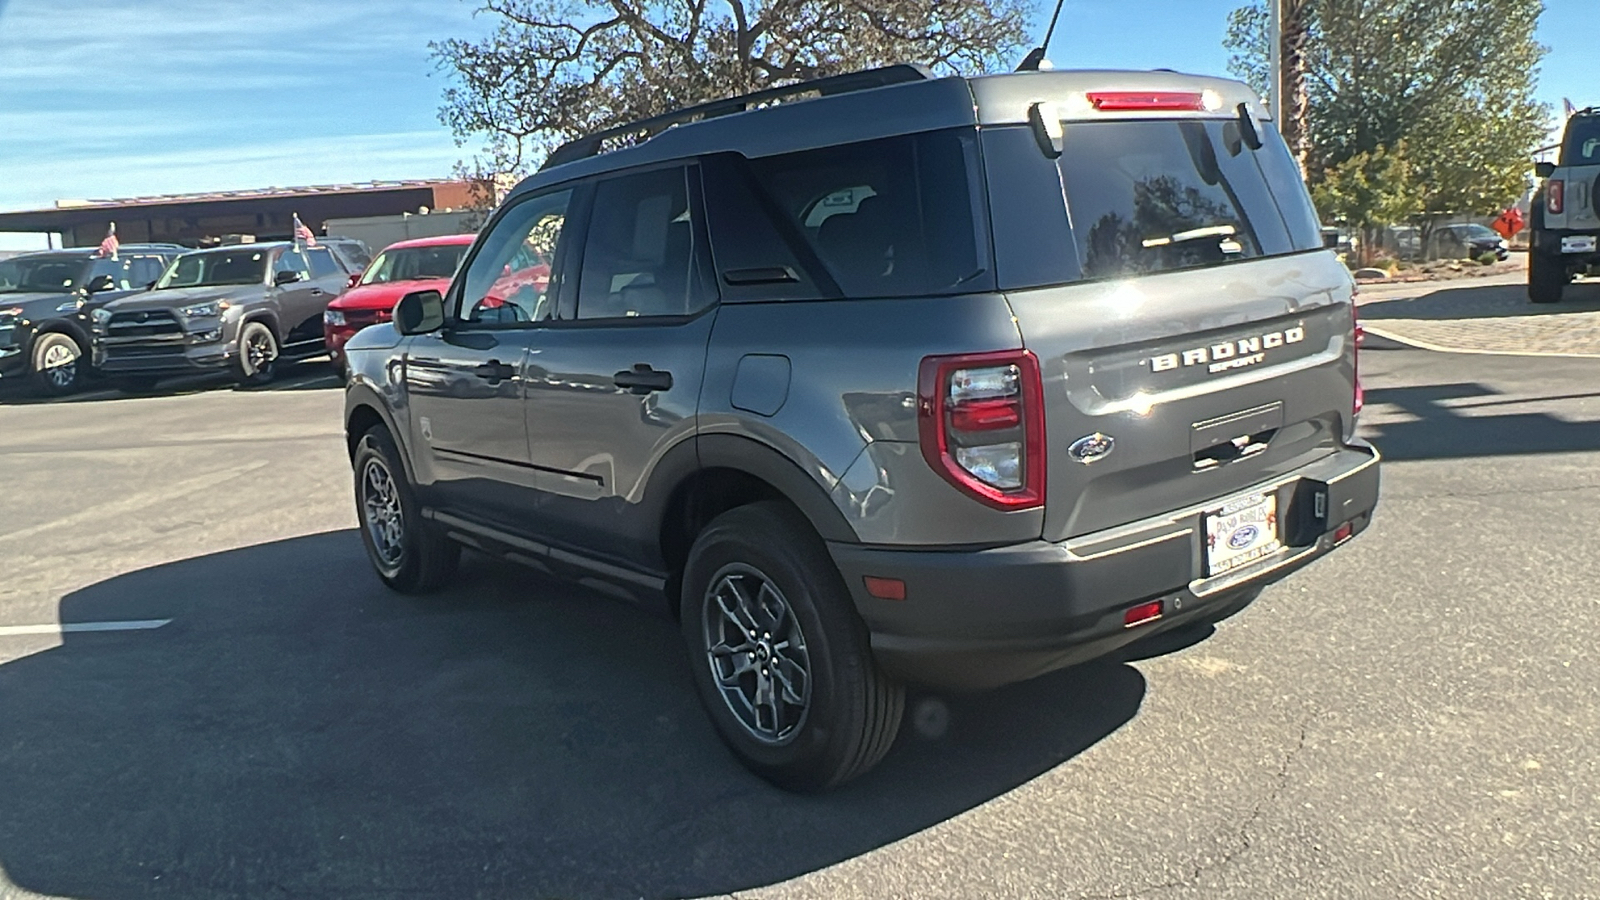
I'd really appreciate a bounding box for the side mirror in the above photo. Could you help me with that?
[84,274,117,293]
[273,270,304,286]
[1535,161,1556,179]
[395,289,445,335]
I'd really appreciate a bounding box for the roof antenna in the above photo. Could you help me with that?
[1017,0,1068,71]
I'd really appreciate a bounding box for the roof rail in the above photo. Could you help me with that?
[539,64,933,171]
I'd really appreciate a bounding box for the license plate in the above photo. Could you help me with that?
[1561,235,1597,254]
[1204,492,1282,577]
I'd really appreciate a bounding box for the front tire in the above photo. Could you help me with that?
[30,332,85,396]
[681,501,904,792]
[234,321,279,385]
[1529,247,1566,303]
[353,426,460,593]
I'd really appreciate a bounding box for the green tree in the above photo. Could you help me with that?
[1310,142,1424,263]
[1225,0,1548,236]
[433,0,1034,191]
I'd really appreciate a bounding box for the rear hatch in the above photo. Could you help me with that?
[977,79,1357,542]
[1548,114,1600,230]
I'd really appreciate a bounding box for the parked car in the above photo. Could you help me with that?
[323,234,474,375]
[93,241,351,390]
[1427,223,1509,261]
[342,65,1379,790]
[322,236,374,274]
[1530,106,1600,302]
[0,244,186,394]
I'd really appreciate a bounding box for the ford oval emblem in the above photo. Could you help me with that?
[1067,433,1114,464]
[1228,525,1259,549]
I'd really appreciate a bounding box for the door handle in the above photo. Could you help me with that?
[613,363,673,394]
[473,359,517,383]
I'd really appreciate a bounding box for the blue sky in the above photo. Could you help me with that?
[0,0,1592,249]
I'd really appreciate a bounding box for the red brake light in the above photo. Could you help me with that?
[1124,600,1164,628]
[1548,180,1565,215]
[1087,91,1207,112]
[918,350,1046,511]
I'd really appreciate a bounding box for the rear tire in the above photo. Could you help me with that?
[1529,247,1566,303]
[30,332,85,396]
[353,425,460,593]
[681,501,904,792]
[234,321,279,385]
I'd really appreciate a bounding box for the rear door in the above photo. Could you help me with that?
[518,163,717,570]
[403,187,576,524]
[983,112,1356,543]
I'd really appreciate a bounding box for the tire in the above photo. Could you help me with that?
[681,501,904,792]
[30,332,85,396]
[1529,247,1566,303]
[234,320,280,385]
[353,425,460,593]
[113,376,164,394]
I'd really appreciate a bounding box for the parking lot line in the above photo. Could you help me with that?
[0,619,171,638]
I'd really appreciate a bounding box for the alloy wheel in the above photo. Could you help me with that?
[244,328,276,374]
[40,341,78,389]
[701,563,812,745]
[361,457,405,567]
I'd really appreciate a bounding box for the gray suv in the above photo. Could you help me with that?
[342,66,1380,790]
[94,241,351,390]
[1530,107,1600,302]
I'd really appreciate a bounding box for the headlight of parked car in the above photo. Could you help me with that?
[180,300,230,319]
[324,309,346,327]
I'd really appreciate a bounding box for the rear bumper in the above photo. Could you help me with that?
[1534,228,1600,258]
[829,442,1380,690]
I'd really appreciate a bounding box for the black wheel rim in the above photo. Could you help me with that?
[39,340,78,389]
[360,457,405,567]
[701,563,812,745]
[244,328,276,375]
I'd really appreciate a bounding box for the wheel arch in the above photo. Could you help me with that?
[343,384,416,484]
[33,318,93,355]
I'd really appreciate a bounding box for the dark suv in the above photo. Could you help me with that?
[342,66,1380,790]
[93,241,351,390]
[1530,107,1600,302]
[0,245,185,394]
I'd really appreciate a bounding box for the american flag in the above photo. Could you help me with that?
[96,222,119,259]
[293,213,317,247]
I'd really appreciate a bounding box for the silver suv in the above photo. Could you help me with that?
[342,65,1380,791]
[1530,107,1600,303]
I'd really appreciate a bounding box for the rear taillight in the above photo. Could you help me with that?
[918,350,1045,510]
[1549,179,1565,215]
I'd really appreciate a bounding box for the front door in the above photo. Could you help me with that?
[270,247,321,352]
[521,165,718,570]
[403,187,576,523]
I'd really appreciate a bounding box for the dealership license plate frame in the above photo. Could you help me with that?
[1204,492,1283,577]
[1561,235,1597,254]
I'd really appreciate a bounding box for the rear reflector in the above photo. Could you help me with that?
[1123,600,1164,628]
[1088,90,1210,112]
[863,576,907,601]
[1334,522,1354,544]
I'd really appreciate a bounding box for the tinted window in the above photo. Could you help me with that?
[274,248,312,280]
[361,245,470,285]
[1058,119,1318,281]
[1561,117,1600,167]
[159,250,269,288]
[130,256,167,287]
[746,130,986,298]
[576,167,707,319]
[0,257,82,292]
[83,257,138,290]
[306,247,343,278]
[457,189,572,326]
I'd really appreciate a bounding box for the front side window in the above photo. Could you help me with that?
[456,189,572,326]
[158,250,270,289]
[576,167,707,320]
[1058,119,1317,280]
[747,130,986,298]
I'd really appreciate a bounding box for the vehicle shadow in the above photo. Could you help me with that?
[1362,378,1600,460]
[0,360,341,406]
[1358,276,1600,322]
[0,530,1146,900]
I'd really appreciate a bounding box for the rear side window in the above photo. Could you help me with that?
[1049,119,1321,282]
[1562,117,1600,167]
[306,247,343,279]
[746,130,988,298]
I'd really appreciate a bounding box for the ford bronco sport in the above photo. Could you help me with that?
[342,65,1380,791]
[1530,106,1600,303]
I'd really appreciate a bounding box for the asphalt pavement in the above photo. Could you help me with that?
[1,342,1598,899]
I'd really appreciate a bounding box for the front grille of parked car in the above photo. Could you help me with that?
[106,309,183,338]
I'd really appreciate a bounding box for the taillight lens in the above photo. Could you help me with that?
[918,350,1045,510]
[1549,179,1565,215]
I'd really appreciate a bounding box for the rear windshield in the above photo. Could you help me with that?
[1561,117,1600,167]
[1058,119,1323,280]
